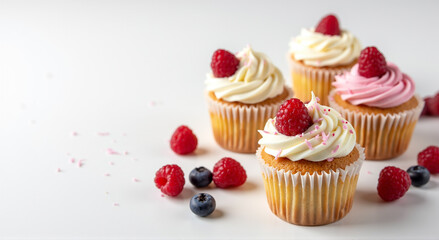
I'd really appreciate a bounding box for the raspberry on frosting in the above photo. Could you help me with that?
[210,49,240,78]
[275,98,313,136]
[358,46,388,78]
[315,14,340,36]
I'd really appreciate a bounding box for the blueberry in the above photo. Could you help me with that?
[407,165,430,187]
[190,193,216,217]
[189,167,213,188]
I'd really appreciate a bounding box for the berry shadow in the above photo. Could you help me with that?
[175,188,195,200]
[227,181,258,192]
[420,179,437,189]
[207,209,224,219]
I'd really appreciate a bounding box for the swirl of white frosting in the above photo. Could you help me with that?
[289,28,361,67]
[258,92,356,162]
[205,46,285,104]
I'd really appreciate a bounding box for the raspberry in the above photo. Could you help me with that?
[315,14,341,36]
[275,98,312,136]
[358,46,388,78]
[377,166,411,202]
[421,97,432,116]
[170,125,198,155]
[210,49,240,78]
[418,146,439,174]
[213,157,247,188]
[427,93,439,116]
[154,164,185,197]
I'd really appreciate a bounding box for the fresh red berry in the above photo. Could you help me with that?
[421,97,432,116]
[418,146,439,174]
[213,157,247,188]
[377,166,411,202]
[275,98,312,136]
[427,93,439,116]
[358,46,388,78]
[154,164,185,197]
[210,49,240,78]
[170,125,198,155]
[315,14,341,36]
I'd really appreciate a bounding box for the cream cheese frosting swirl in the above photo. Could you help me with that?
[289,28,361,67]
[258,92,356,162]
[333,63,415,108]
[205,46,284,104]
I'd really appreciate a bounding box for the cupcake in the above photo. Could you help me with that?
[205,46,292,153]
[329,46,424,160]
[257,92,364,226]
[289,14,361,105]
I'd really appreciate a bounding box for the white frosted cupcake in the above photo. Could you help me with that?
[257,92,364,225]
[289,14,361,105]
[205,46,292,153]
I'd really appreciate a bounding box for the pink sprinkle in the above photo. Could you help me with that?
[367,171,373,175]
[70,158,76,163]
[321,132,329,144]
[316,97,320,103]
[97,132,110,136]
[274,132,278,135]
[262,130,270,134]
[113,203,119,207]
[104,173,110,177]
[148,101,156,107]
[122,133,127,136]
[314,135,320,140]
[332,145,339,154]
[332,133,335,137]
[327,158,334,162]
[343,124,348,130]
[309,130,315,134]
[71,131,78,136]
[161,194,165,197]
[132,178,139,182]
[109,161,114,166]
[328,109,331,112]
[324,112,329,115]
[349,129,354,134]
[124,151,129,155]
[305,139,313,150]
[107,148,119,155]
[315,125,320,130]
[314,118,323,123]
[78,160,84,168]
[56,168,61,173]
[329,96,334,101]
[275,150,282,160]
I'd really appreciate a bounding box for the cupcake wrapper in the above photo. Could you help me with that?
[257,144,364,226]
[328,91,424,160]
[206,89,293,153]
[289,58,353,106]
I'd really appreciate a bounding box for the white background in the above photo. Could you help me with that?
[1,1,439,239]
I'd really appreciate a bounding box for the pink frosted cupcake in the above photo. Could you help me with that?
[328,46,424,160]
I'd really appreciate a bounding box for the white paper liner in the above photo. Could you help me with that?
[289,57,354,106]
[257,144,364,226]
[206,88,293,153]
[328,90,424,160]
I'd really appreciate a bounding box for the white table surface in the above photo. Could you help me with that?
[1,1,439,239]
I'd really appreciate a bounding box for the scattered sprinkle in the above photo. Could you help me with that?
[316,97,320,102]
[124,151,129,155]
[161,194,165,197]
[262,130,270,134]
[97,132,110,136]
[332,145,340,154]
[104,173,111,177]
[314,118,323,123]
[327,158,334,162]
[305,139,313,150]
[332,133,335,137]
[343,124,348,130]
[71,131,78,136]
[132,178,139,182]
[107,148,119,155]
[56,168,61,173]
[113,203,119,207]
[109,161,115,166]
[78,160,84,168]
[367,171,373,175]
[70,158,76,163]
[321,132,329,145]
[122,133,127,136]
[275,150,282,160]
[349,129,354,134]
[315,125,320,130]
[148,101,156,107]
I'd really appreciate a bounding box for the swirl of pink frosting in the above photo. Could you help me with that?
[333,63,415,108]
